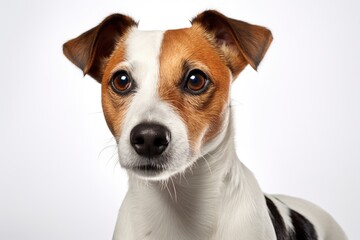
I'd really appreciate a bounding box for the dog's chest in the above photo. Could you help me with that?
[114,164,277,240]
[126,182,223,240]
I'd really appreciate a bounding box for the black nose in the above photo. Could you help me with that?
[130,123,171,158]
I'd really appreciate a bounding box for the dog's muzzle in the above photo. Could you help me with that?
[123,119,190,179]
[130,122,171,158]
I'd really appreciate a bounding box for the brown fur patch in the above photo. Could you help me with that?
[159,25,239,150]
[101,39,132,140]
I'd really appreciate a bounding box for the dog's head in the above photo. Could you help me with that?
[63,10,272,180]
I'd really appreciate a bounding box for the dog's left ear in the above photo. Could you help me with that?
[192,10,272,76]
[63,14,137,83]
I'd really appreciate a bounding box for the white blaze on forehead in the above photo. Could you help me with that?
[125,29,164,95]
[120,29,165,128]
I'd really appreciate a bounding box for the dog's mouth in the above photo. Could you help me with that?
[129,163,166,177]
[136,164,164,172]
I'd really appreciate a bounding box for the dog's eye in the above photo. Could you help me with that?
[184,70,209,94]
[110,71,133,94]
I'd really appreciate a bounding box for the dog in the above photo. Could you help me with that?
[63,10,347,240]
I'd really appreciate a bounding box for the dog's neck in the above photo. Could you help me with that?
[124,109,275,239]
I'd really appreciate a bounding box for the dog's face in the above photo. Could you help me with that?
[63,11,272,180]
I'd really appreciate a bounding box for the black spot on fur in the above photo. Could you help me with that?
[265,196,318,240]
[265,196,290,240]
[290,209,318,240]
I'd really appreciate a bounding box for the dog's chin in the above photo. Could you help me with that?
[128,167,173,181]
[125,160,194,181]
[129,164,167,179]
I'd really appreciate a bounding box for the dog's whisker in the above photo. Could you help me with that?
[201,155,212,175]
[180,170,189,185]
[188,164,194,176]
[111,154,120,172]
[159,179,165,191]
[97,143,121,173]
[170,177,178,203]
[165,180,174,202]
[98,144,117,160]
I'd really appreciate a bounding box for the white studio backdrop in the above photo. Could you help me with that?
[0,0,359,239]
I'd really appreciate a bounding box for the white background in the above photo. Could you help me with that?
[1,0,359,239]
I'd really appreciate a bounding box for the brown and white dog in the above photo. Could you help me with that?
[63,10,347,240]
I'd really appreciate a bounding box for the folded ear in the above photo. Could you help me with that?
[192,10,272,76]
[63,14,137,83]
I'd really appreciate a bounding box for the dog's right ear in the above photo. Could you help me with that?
[63,14,137,83]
